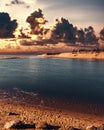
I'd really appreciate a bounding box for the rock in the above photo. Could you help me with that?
[4,120,22,129]
[86,126,97,130]
[36,122,60,130]
[8,112,19,116]
[45,124,61,130]
[36,122,47,129]
[68,126,81,130]
[4,120,35,129]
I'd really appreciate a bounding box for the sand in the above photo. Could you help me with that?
[41,52,104,60]
[0,100,104,130]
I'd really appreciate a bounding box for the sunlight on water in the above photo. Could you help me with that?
[0,55,104,103]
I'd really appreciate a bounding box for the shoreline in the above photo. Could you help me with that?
[0,100,104,130]
[1,89,104,115]
[0,51,104,60]
[42,52,104,60]
[0,89,104,129]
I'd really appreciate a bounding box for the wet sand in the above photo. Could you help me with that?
[0,89,104,130]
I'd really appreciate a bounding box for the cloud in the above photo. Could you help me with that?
[0,0,103,34]
[26,9,47,35]
[53,17,76,41]
[10,0,36,5]
[2,0,36,8]
[20,40,35,46]
[10,0,25,5]
[0,12,18,38]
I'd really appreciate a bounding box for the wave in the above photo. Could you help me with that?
[0,88,41,105]
[13,87,39,97]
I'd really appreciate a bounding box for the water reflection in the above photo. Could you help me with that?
[0,56,104,102]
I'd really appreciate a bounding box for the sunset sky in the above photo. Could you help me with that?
[0,0,104,33]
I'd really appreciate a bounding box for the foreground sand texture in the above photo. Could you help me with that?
[0,101,104,130]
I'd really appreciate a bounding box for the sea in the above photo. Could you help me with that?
[0,55,104,112]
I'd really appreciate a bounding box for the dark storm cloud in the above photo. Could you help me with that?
[76,26,98,44]
[0,12,18,38]
[53,17,76,42]
[26,9,47,35]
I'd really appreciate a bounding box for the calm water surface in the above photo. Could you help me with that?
[0,55,104,103]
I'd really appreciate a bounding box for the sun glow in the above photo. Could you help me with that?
[35,18,45,24]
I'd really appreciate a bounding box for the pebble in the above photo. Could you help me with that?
[4,120,22,129]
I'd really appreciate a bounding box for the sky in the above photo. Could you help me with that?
[0,0,104,34]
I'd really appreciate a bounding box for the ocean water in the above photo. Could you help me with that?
[0,55,104,104]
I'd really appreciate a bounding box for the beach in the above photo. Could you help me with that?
[0,89,104,130]
[42,52,104,60]
[0,0,104,129]
[0,100,104,130]
[0,41,104,129]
